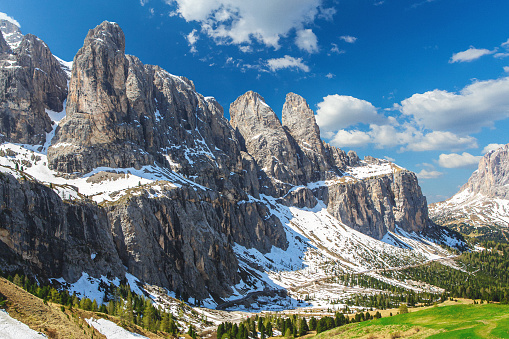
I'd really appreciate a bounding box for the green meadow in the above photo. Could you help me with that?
[313,303,509,339]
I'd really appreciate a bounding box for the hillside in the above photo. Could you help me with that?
[0,277,166,339]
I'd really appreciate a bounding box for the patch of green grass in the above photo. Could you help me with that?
[314,303,509,338]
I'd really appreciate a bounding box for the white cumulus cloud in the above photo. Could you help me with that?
[438,152,482,168]
[165,0,326,49]
[405,131,478,152]
[482,143,505,154]
[399,76,509,133]
[504,66,509,73]
[267,55,309,72]
[295,29,319,53]
[449,46,495,63]
[316,95,383,131]
[0,12,20,27]
[416,169,443,179]
[330,129,371,147]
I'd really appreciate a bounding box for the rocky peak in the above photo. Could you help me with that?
[84,21,125,53]
[230,91,305,188]
[0,19,23,50]
[0,25,67,144]
[282,92,324,155]
[463,143,509,199]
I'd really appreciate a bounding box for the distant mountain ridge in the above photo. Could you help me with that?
[430,144,509,241]
[0,19,464,307]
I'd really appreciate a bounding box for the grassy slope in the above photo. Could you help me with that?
[0,277,171,339]
[313,303,509,339]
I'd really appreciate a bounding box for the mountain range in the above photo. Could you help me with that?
[0,19,464,310]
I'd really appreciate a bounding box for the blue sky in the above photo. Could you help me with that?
[1,0,509,203]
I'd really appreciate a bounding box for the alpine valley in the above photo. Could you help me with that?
[2,18,496,339]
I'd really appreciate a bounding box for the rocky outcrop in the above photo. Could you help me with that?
[230,91,306,190]
[0,21,68,144]
[462,144,509,199]
[311,169,428,239]
[0,172,124,282]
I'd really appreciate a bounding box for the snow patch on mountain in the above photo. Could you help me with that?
[0,310,46,339]
[86,318,149,339]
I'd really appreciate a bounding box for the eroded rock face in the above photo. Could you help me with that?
[313,170,428,239]
[230,91,306,189]
[463,144,509,199]
[105,185,287,300]
[0,22,68,144]
[0,173,125,282]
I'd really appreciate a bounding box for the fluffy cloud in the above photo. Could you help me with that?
[449,46,495,63]
[405,131,477,152]
[339,35,357,43]
[295,29,319,53]
[504,66,509,73]
[316,95,383,131]
[438,152,482,168]
[0,12,20,27]
[399,76,509,133]
[416,169,443,179]
[325,73,335,79]
[330,129,371,147]
[165,0,326,49]
[482,143,505,154]
[267,55,309,72]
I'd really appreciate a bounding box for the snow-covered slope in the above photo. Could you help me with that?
[0,310,46,339]
[430,189,509,229]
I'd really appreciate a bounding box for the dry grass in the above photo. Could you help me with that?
[0,277,167,339]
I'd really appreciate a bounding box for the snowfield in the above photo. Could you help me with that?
[86,318,149,339]
[0,310,46,338]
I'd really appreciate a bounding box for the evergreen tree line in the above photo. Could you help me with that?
[344,290,443,309]
[380,242,509,303]
[217,310,381,338]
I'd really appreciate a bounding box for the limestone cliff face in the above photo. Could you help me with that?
[230,91,306,189]
[105,185,287,300]
[319,170,428,239]
[0,172,124,282]
[0,21,68,144]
